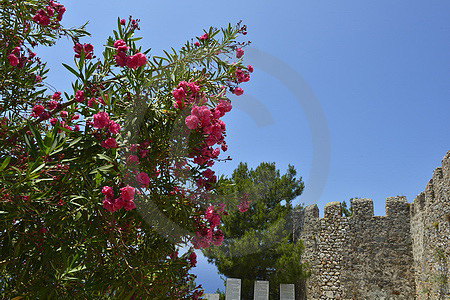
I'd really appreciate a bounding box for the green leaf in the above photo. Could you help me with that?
[68,137,83,148]
[89,164,115,175]
[27,161,45,178]
[95,171,103,187]
[78,51,85,72]
[0,156,11,171]
[96,153,114,163]
[62,63,80,78]
[28,122,45,151]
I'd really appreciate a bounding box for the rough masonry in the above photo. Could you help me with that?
[293,151,450,299]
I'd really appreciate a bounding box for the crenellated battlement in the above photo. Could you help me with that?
[295,151,450,300]
[299,196,411,224]
[386,196,409,217]
[323,201,341,219]
[351,198,374,218]
[304,204,318,220]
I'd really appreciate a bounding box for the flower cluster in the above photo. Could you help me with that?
[92,112,121,148]
[172,80,201,109]
[74,43,94,59]
[102,185,137,212]
[198,33,209,41]
[236,48,244,59]
[101,139,159,213]
[192,203,226,249]
[32,1,66,26]
[113,39,147,69]
[7,47,20,66]
[230,48,253,96]
[189,252,197,267]
[124,140,159,182]
[7,45,37,69]
[185,99,232,165]
[235,68,250,83]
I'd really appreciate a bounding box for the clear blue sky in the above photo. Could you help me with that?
[40,0,449,293]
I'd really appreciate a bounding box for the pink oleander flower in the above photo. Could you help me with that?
[248,65,254,73]
[102,198,115,212]
[46,6,55,16]
[7,54,19,66]
[50,118,58,126]
[74,43,94,59]
[73,43,83,53]
[60,111,68,118]
[52,91,62,100]
[191,105,211,127]
[126,52,147,69]
[212,229,224,246]
[102,186,114,198]
[84,43,94,53]
[109,121,121,134]
[120,185,135,202]
[33,10,50,26]
[113,197,125,211]
[101,138,118,149]
[93,112,110,129]
[205,205,214,220]
[185,115,200,130]
[187,82,200,95]
[35,75,42,83]
[97,96,105,105]
[57,6,66,21]
[172,87,186,101]
[32,105,45,116]
[202,168,215,180]
[127,154,139,164]
[236,69,250,83]
[114,39,127,49]
[114,51,128,67]
[236,48,244,58]
[120,19,126,25]
[130,144,139,152]
[123,200,136,211]
[87,97,96,107]
[73,125,80,131]
[233,87,244,96]
[209,213,220,228]
[75,90,85,102]
[114,39,129,53]
[189,252,197,267]
[194,42,200,47]
[199,33,209,40]
[47,100,58,110]
[136,172,151,187]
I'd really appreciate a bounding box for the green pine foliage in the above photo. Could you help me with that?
[203,162,310,299]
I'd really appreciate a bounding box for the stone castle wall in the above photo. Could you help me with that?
[294,151,450,299]
[410,151,449,299]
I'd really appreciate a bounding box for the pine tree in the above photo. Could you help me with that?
[203,162,310,299]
